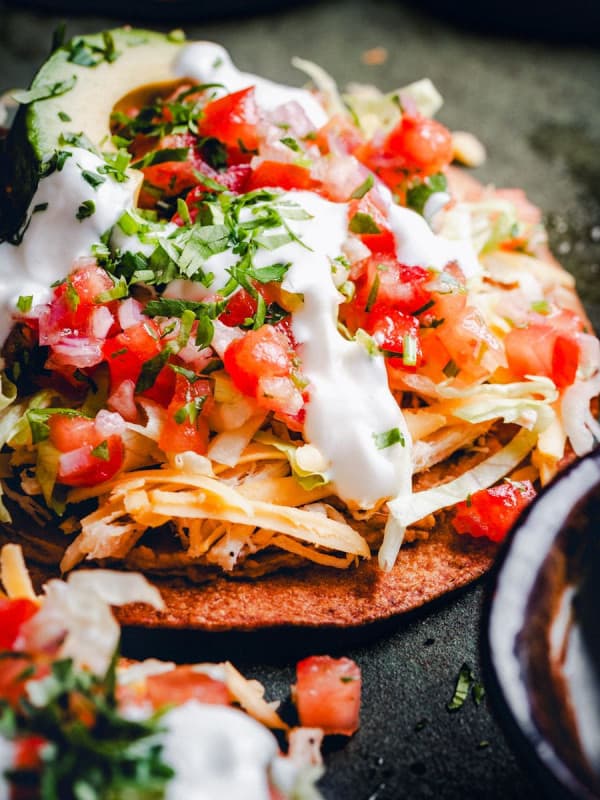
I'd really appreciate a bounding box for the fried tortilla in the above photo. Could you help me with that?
[0,31,598,631]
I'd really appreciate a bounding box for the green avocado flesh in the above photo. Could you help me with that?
[0,28,184,241]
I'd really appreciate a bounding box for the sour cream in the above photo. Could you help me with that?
[174,42,328,128]
[0,147,138,345]
[161,701,278,800]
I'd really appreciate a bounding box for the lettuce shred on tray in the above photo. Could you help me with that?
[0,33,598,577]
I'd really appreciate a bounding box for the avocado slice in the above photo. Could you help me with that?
[0,28,185,242]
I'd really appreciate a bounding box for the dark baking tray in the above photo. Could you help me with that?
[1,2,599,797]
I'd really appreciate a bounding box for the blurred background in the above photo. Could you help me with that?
[0,1,599,798]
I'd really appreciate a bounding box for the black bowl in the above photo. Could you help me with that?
[483,449,600,799]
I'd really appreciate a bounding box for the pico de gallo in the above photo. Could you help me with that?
[1,36,598,580]
[0,545,360,800]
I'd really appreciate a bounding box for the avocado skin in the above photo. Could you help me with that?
[0,28,183,242]
[0,107,39,243]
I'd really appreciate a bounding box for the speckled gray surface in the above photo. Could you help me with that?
[1,1,599,797]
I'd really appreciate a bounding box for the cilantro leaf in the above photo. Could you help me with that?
[372,427,405,449]
[12,75,77,104]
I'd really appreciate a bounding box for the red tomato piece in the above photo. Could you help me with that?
[56,436,124,488]
[158,374,212,455]
[0,597,38,650]
[366,305,422,366]
[295,655,361,736]
[143,666,231,710]
[452,480,536,543]
[504,311,582,389]
[247,161,318,192]
[224,326,293,397]
[14,736,45,770]
[47,414,99,452]
[354,258,431,316]
[103,320,175,406]
[198,87,259,154]
[49,415,124,487]
[218,289,258,327]
[384,114,454,174]
[69,264,115,305]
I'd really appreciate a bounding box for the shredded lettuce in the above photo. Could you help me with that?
[343,78,443,138]
[292,57,443,140]
[449,395,555,433]
[254,432,330,491]
[291,57,346,117]
[435,198,521,255]
[382,428,538,569]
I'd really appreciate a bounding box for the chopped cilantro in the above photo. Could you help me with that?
[350,174,374,199]
[135,349,172,393]
[81,170,106,190]
[372,427,405,449]
[0,655,174,799]
[91,440,110,461]
[57,110,71,122]
[174,396,207,424]
[76,200,95,221]
[16,295,33,313]
[349,212,381,234]
[406,173,448,216]
[443,359,460,378]
[365,274,380,312]
[447,663,473,711]
[531,299,550,314]
[280,136,302,153]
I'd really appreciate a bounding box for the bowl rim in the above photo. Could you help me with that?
[481,447,600,800]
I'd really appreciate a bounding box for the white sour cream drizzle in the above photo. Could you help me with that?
[174,42,328,128]
[161,701,278,800]
[0,148,138,345]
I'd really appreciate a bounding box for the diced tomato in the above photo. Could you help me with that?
[452,480,536,543]
[198,87,259,156]
[40,264,116,345]
[0,598,38,650]
[47,414,99,453]
[218,289,258,327]
[103,320,175,406]
[141,160,199,199]
[158,373,212,455]
[143,667,231,709]
[353,258,431,319]
[13,736,45,770]
[247,161,318,192]
[366,305,422,366]
[69,264,115,305]
[49,414,124,487]
[295,655,361,736]
[385,114,454,174]
[504,310,583,389]
[356,113,453,192]
[348,194,396,256]
[223,325,305,420]
[438,306,506,381]
[224,326,294,397]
